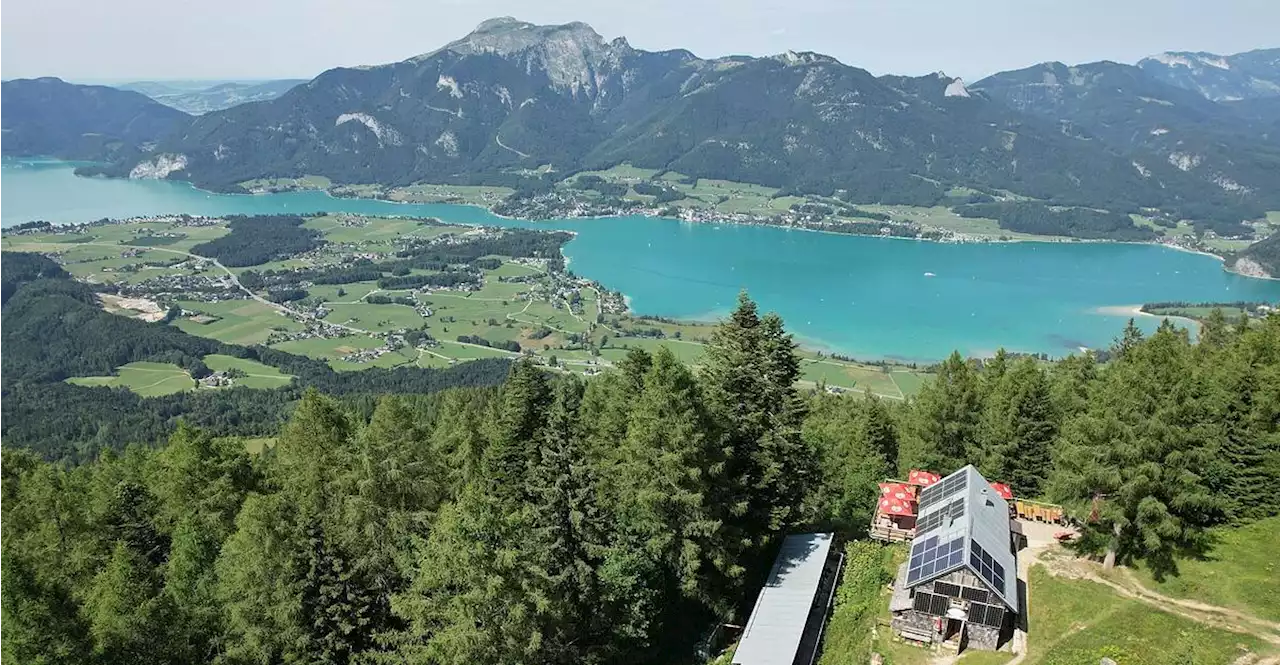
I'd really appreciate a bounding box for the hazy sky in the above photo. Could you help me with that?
[3,0,1277,82]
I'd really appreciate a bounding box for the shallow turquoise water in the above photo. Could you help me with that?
[5,159,1279,361]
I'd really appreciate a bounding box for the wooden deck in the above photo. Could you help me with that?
[870,522,915,543]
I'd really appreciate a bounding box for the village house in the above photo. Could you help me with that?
[889,465,1019,653]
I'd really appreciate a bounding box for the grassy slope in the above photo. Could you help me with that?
[817,542,1269,665]
[66,361,194,396]
[1025,565,1268,665]
[1127,517,1280,623]
[202,354,294,388]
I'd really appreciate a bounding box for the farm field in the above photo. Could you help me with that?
[388,183,515,205]
[857,204,1060,241]
[239,437,277,455]
[306,280,383,303]
[1145,305,1251,320]
[330,348,419,372]
[238,175,331,191]
[601,337,707,365]
[799,359,904,397]
[7,214,934,388]
[303,215,455,243]
[325,302,425,332]
[66,361,195,396]
[175,299,304,345]
[270,335,386,362]
[203,354,295,388]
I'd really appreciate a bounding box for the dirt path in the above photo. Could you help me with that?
[494,134,530,158]
[1036,550,1280,647]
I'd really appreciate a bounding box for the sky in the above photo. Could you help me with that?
[2,0,1277,83]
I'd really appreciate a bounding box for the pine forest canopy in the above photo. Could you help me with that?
[4,278,1280,664]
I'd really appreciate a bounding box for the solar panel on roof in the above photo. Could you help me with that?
[920,470,969,512]
[969,542,1007,595]
[916,509,942,534]
[906,536,965,586]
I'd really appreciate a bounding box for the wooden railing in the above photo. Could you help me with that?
[1013,499,1065,524]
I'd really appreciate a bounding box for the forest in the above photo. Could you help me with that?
[188,215,324,267]
[4,287,1279,665]
[954,202,1158,241]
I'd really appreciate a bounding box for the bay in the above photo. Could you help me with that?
[4,158,1279,361]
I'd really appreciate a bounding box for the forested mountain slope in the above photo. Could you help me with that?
[973,60,1280,229]
[1138,48,1280,101]
[0,252,511,460]
[0,77,190,161]
[78,18,1278,229]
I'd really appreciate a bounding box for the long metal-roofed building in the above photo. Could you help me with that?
[732,533,843,665]
[890,465,1018,652]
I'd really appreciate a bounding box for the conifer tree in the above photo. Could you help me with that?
[703,292,815,541]
[899,351,981,474]
[618,347,729,601]
[429,388,489,494]
[525,376,617,664]
[215,492,306,663]
[83,542,173,664]
[1,551,94,665]
[803,391,896,533]
[276,389,354,512]
[483,360,552,502]
[981,358,1057,496]
[1051,324,1225,575]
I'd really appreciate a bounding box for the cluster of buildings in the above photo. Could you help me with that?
[732,465,1044,664]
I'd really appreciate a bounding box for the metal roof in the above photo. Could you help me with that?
[905,465,1018,612]
[732,533,834,665]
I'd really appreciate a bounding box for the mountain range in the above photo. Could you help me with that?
[1138,49,1280,102]
[0,77,189,162]
[3,19,1278,235]
[115,79,307,114]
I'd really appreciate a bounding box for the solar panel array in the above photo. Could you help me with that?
[933,581,961,597]
[911,591,951,616]
[918,470,968,512]
[968,602,1005,628]
[917,497,966,534]
[905,534,965,585]
[960,586,990,604]
[969,542,1006,595]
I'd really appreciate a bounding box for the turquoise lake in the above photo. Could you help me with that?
[5,158,1280,361]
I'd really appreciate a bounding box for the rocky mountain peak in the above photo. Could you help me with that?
[420,17,628,91]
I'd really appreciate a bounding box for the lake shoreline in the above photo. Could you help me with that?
[10,163,1271,280]
[1093,304,1204,332]
[8,159,1280,361]
[180,178,1280,283]
[259,182,1280,282]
